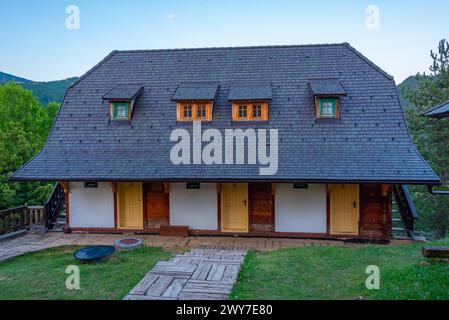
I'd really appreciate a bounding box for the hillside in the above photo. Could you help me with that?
[0,71,78,105]
[397,76,419,109]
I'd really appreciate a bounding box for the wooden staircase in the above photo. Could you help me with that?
[44,183,66,232]
[391,185,419,240]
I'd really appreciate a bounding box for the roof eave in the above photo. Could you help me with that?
[8,175,441,185]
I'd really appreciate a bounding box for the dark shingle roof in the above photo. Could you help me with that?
[102,84,144,100]
[422,100,449,118]
[10,43,439,184]
[309,79,346,96]
[172,82,219,100]
[228,84,272,100]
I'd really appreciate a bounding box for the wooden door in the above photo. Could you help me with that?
[221,183,248,232]
[330,184,359,235]
[118,182,143,229]
[145,182,169,229]
[249,183,274,232]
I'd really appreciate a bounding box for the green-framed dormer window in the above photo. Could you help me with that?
[111,101,130,120]
[316,97,340,118]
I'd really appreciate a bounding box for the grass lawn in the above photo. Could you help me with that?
[230,240,449,300]
[0,246,171,300]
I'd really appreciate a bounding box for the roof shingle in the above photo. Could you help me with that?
[309,79,346,96]
[228,84,272,100]
[422,100,449,118]
[10,43,440,184]
[172,82,219,101]
[102,84,144,100]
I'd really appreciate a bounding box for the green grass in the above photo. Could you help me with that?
[2,241,449,300]
[230,240,449,300]
[0,246,171,300]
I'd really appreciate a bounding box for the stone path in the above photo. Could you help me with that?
[124,248,246,300]
[0,232,356,262]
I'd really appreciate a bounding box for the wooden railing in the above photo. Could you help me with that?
[0,205,45,235]
[44,183,65,228]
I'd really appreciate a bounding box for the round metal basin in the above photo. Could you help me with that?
[73,245,115,263]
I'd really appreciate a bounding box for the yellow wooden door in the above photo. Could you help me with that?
[221,183,248,232]
[330,184,359,235]
[118,182,143,229]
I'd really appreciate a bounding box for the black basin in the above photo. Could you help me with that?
[73,245,115,263]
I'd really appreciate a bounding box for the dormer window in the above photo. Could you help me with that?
[111,101,130,120]
[309,79,346,120]
[228,84,272,121]
[102,85,144,122]
[172,82,219,122]
[177,101,212,121]
[232,101,268,121]
[316,97,339,118]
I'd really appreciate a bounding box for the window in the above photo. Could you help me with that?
[232,100,269,121]
[111,101,130,120]
[253,105,262,119]
[238,105,248,119]
[84,182,98,188]
[177,101,212,121]
[316,97,339,118]
[186,182,201,189]
[183,105,193,119]
[293,183,308,189]
[197,105,206,119]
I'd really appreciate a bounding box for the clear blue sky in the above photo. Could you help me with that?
[0,0,447,83]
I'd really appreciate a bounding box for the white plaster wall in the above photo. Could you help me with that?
[169,183,217,230]
[275,184,327,233]
[69,182,115,228]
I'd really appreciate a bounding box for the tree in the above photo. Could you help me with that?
[402,39,449,238]
[0,83,59,209]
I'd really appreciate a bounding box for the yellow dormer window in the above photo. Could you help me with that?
[232,100,269,121]
[177,101,212,121]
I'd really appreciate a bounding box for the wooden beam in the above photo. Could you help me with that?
[163,182,170,194]
[109,182,117,194]
[422,246,449,258]
[216,182,221,194]
[59,181,69,193]
[271,183,276,196]
[381,184,390,197]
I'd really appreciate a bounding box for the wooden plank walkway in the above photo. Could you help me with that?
[124,249,247,300]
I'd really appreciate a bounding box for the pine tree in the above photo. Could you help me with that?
[403,39,449,238]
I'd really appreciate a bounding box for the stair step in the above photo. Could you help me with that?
[392,218,403,222]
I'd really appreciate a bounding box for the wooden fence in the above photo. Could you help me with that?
[0,205,45,235]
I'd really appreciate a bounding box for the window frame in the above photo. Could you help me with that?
[177,101,213,121]
[110,100,131,121]
[232,100,269,121]
[196,104,207,120]
[315,96,340,119]
[183,104,193,120]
